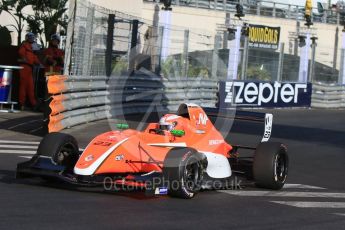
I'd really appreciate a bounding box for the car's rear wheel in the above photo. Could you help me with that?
[253,142,288,190]
[37,132,79,172]
[163,148,207,199]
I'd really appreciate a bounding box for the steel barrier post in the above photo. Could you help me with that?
[82,5,95,76]
[227,25,242,80]
[309,38,317,83]
[105,14,115,77]
[333,27,339,71]
[152,4,160,74]
[257,1,260,16]
[294,21,300,56]
[241,35,249,80]
[182,29,189,78]
[273,3,276,18]
[64,0,76,75]
[339,28,345,84]
[277,42,285,82]
[160,8,172,62]
[129,19,139,73]
[339,49,345,85]
[157,26,164,75]
[212,34,222,79]
[223,12,231,49]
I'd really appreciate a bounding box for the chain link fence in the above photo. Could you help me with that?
[65,0,342,84]
[145,0,345,25]
[66,0,216,78]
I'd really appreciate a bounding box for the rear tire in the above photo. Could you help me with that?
[37,132,79,172]
[163,148,207,199]
[253,142,288,190]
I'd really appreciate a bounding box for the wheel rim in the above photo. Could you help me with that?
[54,143,75,165]
[183,157,202,192]
[274,151,287,183]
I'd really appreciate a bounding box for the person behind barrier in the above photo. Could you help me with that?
[43,34,64,75]
[18,32,42,110]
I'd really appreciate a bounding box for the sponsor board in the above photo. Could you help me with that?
[218,81,312,108]
[248,24,280,50]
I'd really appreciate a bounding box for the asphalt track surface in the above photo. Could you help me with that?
[0,109,344,230]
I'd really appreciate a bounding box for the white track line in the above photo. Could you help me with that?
[272,201,345,209]
[334,213,345,217]
[0,140,39,145]
[0,145,38,149]
[18,156,32,159]
[219,190,345,199]
[0,150,36,154]
[283,184,326,190]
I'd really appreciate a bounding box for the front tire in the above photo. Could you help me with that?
[163,148,206,199]
[253,142,288,190]
[37,132,79,172]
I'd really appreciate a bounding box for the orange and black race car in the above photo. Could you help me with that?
[16,103,288,199]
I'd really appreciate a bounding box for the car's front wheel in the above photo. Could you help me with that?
[37,132,79,172]
[163,148,207,199]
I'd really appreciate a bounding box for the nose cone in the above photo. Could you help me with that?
[74,131,130,175]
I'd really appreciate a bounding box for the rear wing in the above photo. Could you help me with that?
[203,108,273,148]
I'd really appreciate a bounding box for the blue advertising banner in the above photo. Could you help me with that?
[218,81,312,108]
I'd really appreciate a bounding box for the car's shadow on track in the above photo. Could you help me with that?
[0,169,166,200]
[0,168,267,202]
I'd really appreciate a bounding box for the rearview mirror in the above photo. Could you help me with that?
[170,129,185,137]
[116,123,129,130]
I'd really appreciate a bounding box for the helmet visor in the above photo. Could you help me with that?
[159,124,174,131]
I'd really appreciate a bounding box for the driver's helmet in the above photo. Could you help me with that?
[50,33,61,42]
[159,114,181,131]
[25,32,36,43]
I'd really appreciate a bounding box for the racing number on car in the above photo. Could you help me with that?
[93,141,112,146]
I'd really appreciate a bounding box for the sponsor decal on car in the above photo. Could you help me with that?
[85,154,94,162]
[115,154,124,161]
[197,113,208,125]
[209,140,224,145]
[155,187,168,195]
[262,114,273,142]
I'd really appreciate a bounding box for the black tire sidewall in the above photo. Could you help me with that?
[37,132,79,170]
[163,148,205,199]
[253,142,288,190]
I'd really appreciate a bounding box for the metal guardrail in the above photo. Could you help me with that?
[312,83,345,108]
[46,74,344,132]
[46,75,219,132]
